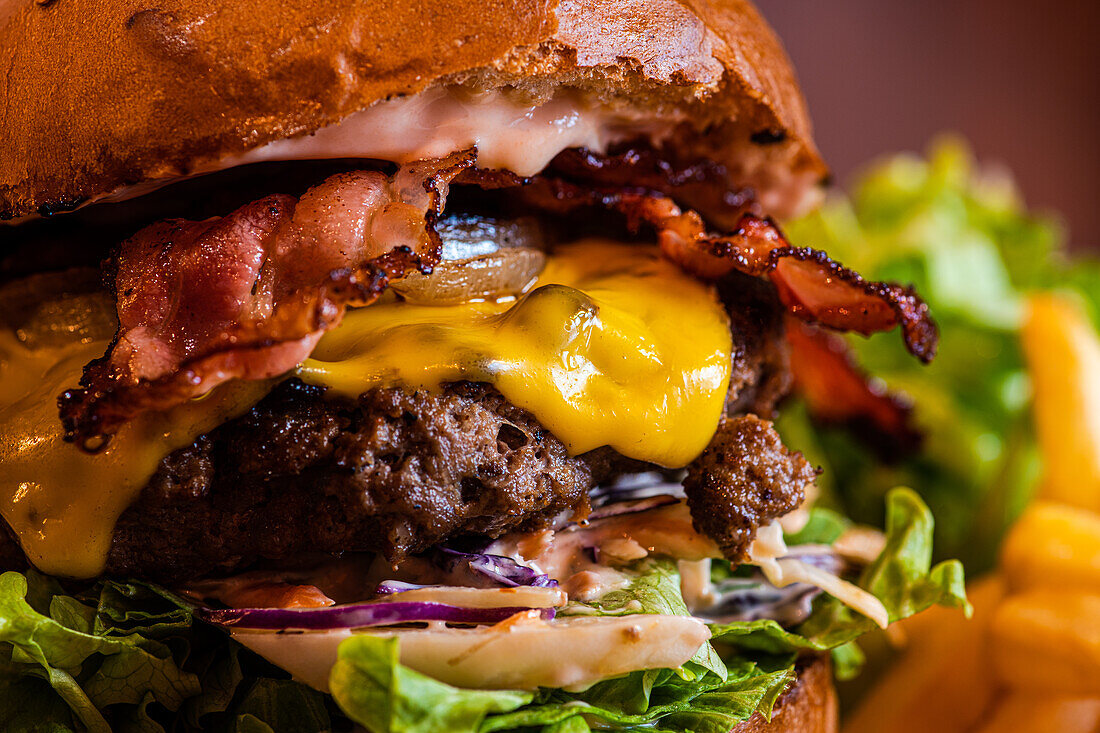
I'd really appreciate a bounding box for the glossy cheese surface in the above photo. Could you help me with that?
[0,332,269,578]
[300,241,732,468]
[0,241,730,578]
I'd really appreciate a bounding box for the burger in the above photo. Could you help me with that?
[0,1,968,731]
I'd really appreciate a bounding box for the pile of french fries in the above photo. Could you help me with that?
[844,294,1100,733]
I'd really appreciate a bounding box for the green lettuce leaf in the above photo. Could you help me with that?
[331,635,532,733]
[229,678,332,733]
[330,634,791,733]
[0,571,199,732]
[482,660,792,733]
[782,138,1099,572]
[709,488,969,672]
[0,658,79,733]
[0,570,344,731]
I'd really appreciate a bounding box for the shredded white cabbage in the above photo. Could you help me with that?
[677,558,716,611]
[833,526,888,564]
[747,520,890,629]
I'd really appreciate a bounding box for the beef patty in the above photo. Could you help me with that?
[106,384,813,583]
[106,380,595,582]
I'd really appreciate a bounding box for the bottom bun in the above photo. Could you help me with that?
[734,655,838,733]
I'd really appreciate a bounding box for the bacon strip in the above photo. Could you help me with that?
[786,318,921,458]
[545,147,758,230]
[658,207,936,362]
[59,150,476,449]
[509,180,938,363]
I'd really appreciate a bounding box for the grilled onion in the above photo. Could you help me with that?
[392,215,546,304]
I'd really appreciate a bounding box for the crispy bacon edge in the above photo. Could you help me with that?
[669,212,939,363]
[786,318,921,458]
[59,150,477,451]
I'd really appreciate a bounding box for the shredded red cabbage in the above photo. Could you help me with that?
[436,549,557,588]
[374,580,426,595]
[198,601,553,631]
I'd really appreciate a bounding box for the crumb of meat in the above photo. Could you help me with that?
[683,414,818,561]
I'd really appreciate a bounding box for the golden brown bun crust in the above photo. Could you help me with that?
[734,655,839,733]
[0,0,825,219]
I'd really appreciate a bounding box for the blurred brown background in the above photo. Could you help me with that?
[755,0,1100,250]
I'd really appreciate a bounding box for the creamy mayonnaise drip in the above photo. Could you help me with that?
[72,86,672,212]
[221,87,628,178]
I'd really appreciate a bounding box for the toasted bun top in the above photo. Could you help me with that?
[0,0,825,220]
[735,655,838,733]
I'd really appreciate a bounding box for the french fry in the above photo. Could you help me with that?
[1001,502,1100,594]
[1021,294,1100,512]
[841,576,1003,733]
[850,294,1100,730]
[971,692,1100,733]
[990,589,1100,695]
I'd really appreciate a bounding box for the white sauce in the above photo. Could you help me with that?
[747,519,789,561]
[678,558,716,612]
[233,613,710,692]
[218,87,626,178]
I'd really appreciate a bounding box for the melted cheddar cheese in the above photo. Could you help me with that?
[0,240,731,578]
[300,241,732,467]
[0,333,271,578]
